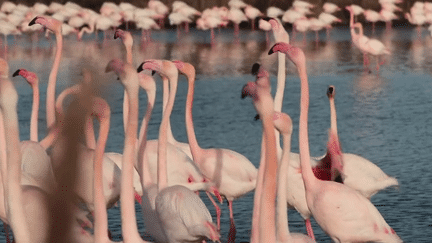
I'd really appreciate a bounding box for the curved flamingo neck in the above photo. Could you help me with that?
[276,128,292,241]
[329,96,338,135]
[184,68,203,163]
[274,52,286,158]
[297,64,317,190]
[30,82,39,142]
[119,70,144,242]
[137,81,156,187]
[0,77,31,243]
[0,111,7,192]
[92,99,111,242]
[157,69,178,191]
[46,31,63,129]
[258,102,277,243]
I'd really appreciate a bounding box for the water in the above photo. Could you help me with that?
[2,25,432,242]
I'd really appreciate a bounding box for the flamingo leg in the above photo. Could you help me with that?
[227,200,236,243]
[210,28,215,46]
[376,56,380,72]
[205,191,221,231]
[305,218,315,240]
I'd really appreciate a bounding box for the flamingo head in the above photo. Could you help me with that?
[327,85,335,98]
[269,42,305,68]
[273,112,293,136]
[173,60,196,82]
[241,81,257,100]
[137,59,161,75]
[251,63,269,79]
[114,29,133,46]
[13,69,39,85]
[29,16,62,34]
[106,58,125,76]
[89,97,110,122]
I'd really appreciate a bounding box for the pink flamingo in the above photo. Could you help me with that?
[172,60,257,242]
[89,96,116,242]
[28,16,63,130]
[242,67,314,243]
[0,58,93,243]
[269,42,402,242]
[106,59,152,243]
[12,69,39,142]
[324,85,399,199]
[139,59,219,242]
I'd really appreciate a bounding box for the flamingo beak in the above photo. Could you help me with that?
[12,69,21,77]
[134,191,142,204]
[29,16,38,26]
[251,63,260,75]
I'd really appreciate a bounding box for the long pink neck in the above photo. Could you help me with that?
[162,76,177,145]
[274,52,285,158]
[137,83,156,187]
[0,78,30,243]
[46,32,63,129]
[329,96,338,135]
[250,134,265,243]
[120,73,144,242]
[92,101,111,242]
[258,106,277,243]
[30,82,39,142]
[297,64,317,191]
[122,43,133,135]
[276,129,292,241]
[85,117,96,149]
[157,70,178,191]
[0,111,7,194]
[184,70,203,163]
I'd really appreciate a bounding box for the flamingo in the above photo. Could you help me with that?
[171,60,257,242]
[242,67,314,243]
[106,59,152,243]
[323,85,399,199]
[28,16,63,130]
[140,59,219,242]
[0,58,93,243]
[89,96,117,242]
[12,69,39,142]
[269,42,402,243]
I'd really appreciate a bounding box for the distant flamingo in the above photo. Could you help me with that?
[172,60,257,242]
[269,42,402,242]
[28,16,63,130]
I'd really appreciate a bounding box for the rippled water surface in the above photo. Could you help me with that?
[3,26,432,242]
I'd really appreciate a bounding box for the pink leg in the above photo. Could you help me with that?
[251,19,255,31]
[227,200,236,243]
[376,56,380,72]
[305,218,315,240]
[206,191,221,231]
[234,23,239,37]
[265,31,269,46]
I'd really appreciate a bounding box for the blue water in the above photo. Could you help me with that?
[2,25,432,242]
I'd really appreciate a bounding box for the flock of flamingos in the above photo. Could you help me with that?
[0,0,416,242]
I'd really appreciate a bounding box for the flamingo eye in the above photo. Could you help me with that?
[188,176,193,183]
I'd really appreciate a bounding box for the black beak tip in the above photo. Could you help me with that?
[136,64,144,73]
[268,48,274,55]
[251,63,260,75]
[12,69,21,77]
[28,17,38,26]
[262,17,273,22]
[151,70,156,76]
[254,114,260,121]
